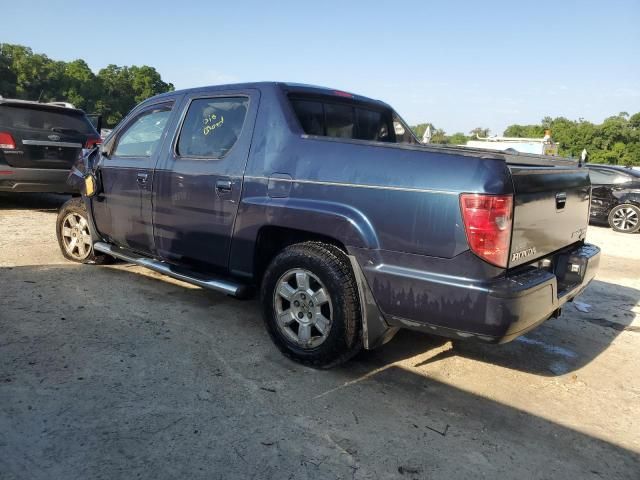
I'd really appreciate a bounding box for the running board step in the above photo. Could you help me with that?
[93,242,249,297]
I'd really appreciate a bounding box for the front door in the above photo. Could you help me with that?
[92,101,174,253]
[153,91,259,272]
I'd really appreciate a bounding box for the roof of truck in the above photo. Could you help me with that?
[150,81,388,107]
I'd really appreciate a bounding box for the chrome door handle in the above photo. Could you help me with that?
[216,179,232,192]
[136,172,148,185]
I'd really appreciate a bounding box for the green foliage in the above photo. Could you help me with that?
[411,123,471,145]
[411,122,473,145]
[413,114,639,166]
[0,43,174,128]
[411,123,432,140]
[469,127,490,138]
[448,132,469,145]
[505,113,640,165]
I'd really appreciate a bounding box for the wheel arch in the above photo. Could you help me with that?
[253,225,348,285]
[229,197,379,278]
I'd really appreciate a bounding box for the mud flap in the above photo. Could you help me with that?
[348,255,399,349]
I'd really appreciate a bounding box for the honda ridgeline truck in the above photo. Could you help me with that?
[56,82,600,367]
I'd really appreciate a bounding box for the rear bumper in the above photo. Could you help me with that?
[352,243,600,347]
[482,243,600,342]
[0,165,76,193]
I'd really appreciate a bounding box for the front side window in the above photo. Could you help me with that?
[177,97,249,158]
[113,104,172,157]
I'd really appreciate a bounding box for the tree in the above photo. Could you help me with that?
[0,44,18,96]
[469,127,490,138]
[61,59,98,111]
[503,113,640,165]
[448,132,469,145]
[409,113,640,166]
[0,43,174,127]
[411,123,433,140]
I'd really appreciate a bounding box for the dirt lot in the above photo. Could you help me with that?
[1,193,639,480]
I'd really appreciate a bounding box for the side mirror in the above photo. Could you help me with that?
[84,173,98,197]
[100,143,112,158]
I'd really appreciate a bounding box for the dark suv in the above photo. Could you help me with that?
[0,98,101,193]
[588,164,640,233]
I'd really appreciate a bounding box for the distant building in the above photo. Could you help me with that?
[464,130,559,156]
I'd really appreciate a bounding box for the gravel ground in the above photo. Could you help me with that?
[0,193,639,480]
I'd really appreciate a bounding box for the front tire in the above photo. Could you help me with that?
[261,242,362,368]
[56,197,112,264]
[608,204,640,233]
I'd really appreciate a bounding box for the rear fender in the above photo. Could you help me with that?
[257,197,380,249]
[229,196,380,277]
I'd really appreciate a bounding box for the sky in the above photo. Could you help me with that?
[2,0,639,135]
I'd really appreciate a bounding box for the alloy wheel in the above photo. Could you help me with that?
[273,268,333,349]
[611,206,639,232]
[61,212,92,261]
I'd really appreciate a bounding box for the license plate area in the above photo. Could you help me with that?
[44,146,64,159]
[554,244,599,296]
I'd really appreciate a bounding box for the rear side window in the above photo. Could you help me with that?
[0,105,94,134]
[289,96,416,144]
[324,103,354,138]
[177,97,249,158]
[292,100,323,136]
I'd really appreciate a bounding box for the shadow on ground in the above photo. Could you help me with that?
[350,277,639,377]
[0,264,638,479]
[0,192,70,212]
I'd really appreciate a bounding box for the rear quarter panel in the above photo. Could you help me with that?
[230,85,514,276]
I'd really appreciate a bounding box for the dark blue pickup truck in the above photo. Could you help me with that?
[57,82,600,367]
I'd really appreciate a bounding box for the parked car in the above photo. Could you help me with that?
[56,82,600,367]
[588,164,640,233]
[0,98,102,193]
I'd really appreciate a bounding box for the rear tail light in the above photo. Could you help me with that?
[85,136,102,149]
[0,132,16,149]
[460,193,513,268]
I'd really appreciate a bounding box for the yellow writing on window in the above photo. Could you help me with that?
[203,113,224,135]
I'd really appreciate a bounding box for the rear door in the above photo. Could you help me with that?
[0,104,97,169]
[152,90,259,272]
[92,101,174,254]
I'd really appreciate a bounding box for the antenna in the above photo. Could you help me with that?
[37,90,44,102]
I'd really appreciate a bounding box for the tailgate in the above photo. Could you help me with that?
[509,165,591,268]
[17,132,84,169]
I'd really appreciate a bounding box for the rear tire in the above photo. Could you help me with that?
[608,204,640,233]
[261,242,362,368]
[56,197,113,264]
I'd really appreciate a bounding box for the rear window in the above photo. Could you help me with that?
[289,96,417,144]
[0,105,95,135]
